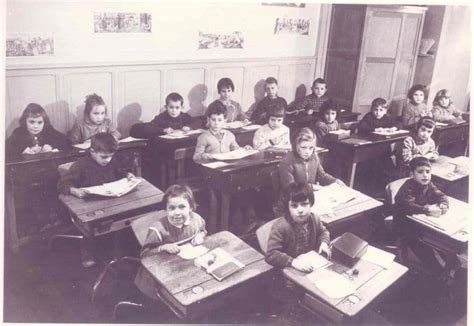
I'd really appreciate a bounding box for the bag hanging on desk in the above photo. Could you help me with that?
[331,232,368,267]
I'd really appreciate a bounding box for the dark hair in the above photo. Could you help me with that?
[409,156,431,171]
[163,184,197,211]
[284,182,315,209]
[90,132,118,153]
[165,92,184,106]
[312,78,326,88]
[291,127,316,154]
[432,89,452,107]
[407,84,427,104]
[19,103,51,129]
[267,103,286,119]
[217,78,235,92]
[320,99,339,116]
[415,116,435,132]
[84,93,106,119]
[206,100,227,118]
[265,77,278,85]
[371,98,387,111]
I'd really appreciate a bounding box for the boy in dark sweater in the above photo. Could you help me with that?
[358,97,399,134]
[250,77,288,125]
[394,156,449,275]
[58,132,133,267]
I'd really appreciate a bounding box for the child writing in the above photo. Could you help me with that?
[394,156,449,275]
[266,182,331,324]
[250,77,288,125]
[206,78,249,123]
[135,184,207,299]
[6,103,70,157]
[69,93,120,144]
[129,92,193,138]
[358,97,399,134]
[432,89,463,123]
[401,84,432,128]
[252,102,290,151]
[294,77,329,116]
[400,117,439,167]
[313,98,340,147]
[58,132,134,267]
[193,101,252,163]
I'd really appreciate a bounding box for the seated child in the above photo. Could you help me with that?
[205,78,249,123]
[400,117,439,167]
[69,93,120,144]
[294,77,329,116]
[266,182,331,325]
[129,92,193,138]
[6,103,70,157]
[252,103,290,151]
[58,132,133,267]
[402,84,432,128]
[394,157,449,275]
[313,98,340,147]
[358,97,398,134]
[432,89,462,123]
[250,77,288,125]
[193,101,252,162]
[135,184,207,299]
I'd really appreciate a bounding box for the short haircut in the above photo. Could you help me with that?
[320,98,339,115]
[371,98,387,110]
[265,77,278,85]
[217,78,235,92]
[409,156,431,171]
[19,103,51,129]
[206,100,227,118]
[165,92,184,106]
[84,93,106,118]
[90,132,118,153]
[284,182,315,208]
[163,183,197,211]
[433,89,452,107]
[292,127,316,154]
[312,78,326,88]
[407,84,427,103]
[267,103,286,119]
[416,116,435,131]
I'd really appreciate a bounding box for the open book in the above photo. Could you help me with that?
[211,148,259,160]
[312,183,357,215]
[224,121,246,129]
[194,248,245,281]
[372,129,410,136]
[81,177,142,197]
[411,211,467,236]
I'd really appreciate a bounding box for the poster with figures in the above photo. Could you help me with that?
[94,12,152,33]
[6,34,54,57]
[274,17,310,35]
[198,31,244,49]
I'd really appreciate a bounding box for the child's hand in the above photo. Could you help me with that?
[22,147,36,155]
[307,109,314,115]
[244,145,253,151]
[42,144,53,152]
[243,119,250,125]
[160,243,180,254]
[430,153,439,161]
[439,203,449,215]
[164,128,174,134]
[70,187,87,199]
[182,126,191,132]
[291,257,314,273]
[126,172,135,180]
[31,145,42,154]
[318,242,331,259]
[191,232,205,245]
[201,153,214,161]
[425,204,442,217]
[389,127,398,132]
[374,127,384,133]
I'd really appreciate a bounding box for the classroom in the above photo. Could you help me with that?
[2,1,471,325]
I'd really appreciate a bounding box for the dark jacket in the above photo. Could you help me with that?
[250,96,288,125]
[129,111,193,138]
[358,113,399,133]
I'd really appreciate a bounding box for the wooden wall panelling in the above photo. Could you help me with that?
[278,63,313,106]
[168,68,207,116]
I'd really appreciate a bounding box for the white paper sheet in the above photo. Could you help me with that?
[81,177,142,197]
[159,133,188,139]
[224,121,245,129]
[295,251,331,270]
[201,161,230,169]
[184,129,204,135]
[177,244,209,260]
[119,136,146,143]
[372,129,410,136]
[412,212,467,235]
[361,246,395,269]
[312,183,356,215]
[211,148,259,160]
[307,268,356,299]
[73,142,91,149]
[240,124,261,131]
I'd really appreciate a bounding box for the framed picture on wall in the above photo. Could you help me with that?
[274,17,310,35]
[6,34,54,57]
[198,31,244,49]
[94,12,152,33]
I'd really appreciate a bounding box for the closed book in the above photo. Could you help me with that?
[326,129,351,141]
[194,248,245,281]
[331,232,368,267]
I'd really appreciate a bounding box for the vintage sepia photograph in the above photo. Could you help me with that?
[2,0,471,325]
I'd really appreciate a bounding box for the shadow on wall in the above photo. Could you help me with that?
[5,118,20,138]
[388,96,407,118]
[187,84,208,117]
[118,103,142,137]
[288,84,307,111]
[247,79,267,116]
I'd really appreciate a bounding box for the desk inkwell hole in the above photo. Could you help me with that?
[347,295,360,304]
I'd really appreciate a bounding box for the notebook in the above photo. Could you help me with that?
[194,248,245,281]
[81,177,142,197]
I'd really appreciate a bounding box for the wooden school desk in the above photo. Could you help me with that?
[283,247,408,324]
[325,132,408,188]
[430,155,469,202]
[152,126,258,188]
[284,111,360,137]
[433,121,469,156]
[200,148,328,233]
[4,139,147,253]
[140,230,273,320]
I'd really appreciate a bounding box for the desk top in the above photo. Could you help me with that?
[59,178,164,223]
[141,230,272,307]
[154,126,257,145]
[283,248,408,317]
[325,132,408,148]
[5,139,147,167]
[431,155,469,182]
